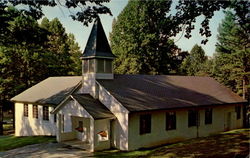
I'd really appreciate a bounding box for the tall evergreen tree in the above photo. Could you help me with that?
[180,44,208,76]
[0,9,82,109]
[0,9,49,101]
[67,33,82,75]
[42,18,72,75]
[215,11,250,99]
[40,17,82,76]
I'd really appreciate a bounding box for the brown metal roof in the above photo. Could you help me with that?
[97,75,247,112]
[11,76,82,106]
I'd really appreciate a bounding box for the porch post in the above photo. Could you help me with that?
[56,114,62,142]
[89,119,94,152]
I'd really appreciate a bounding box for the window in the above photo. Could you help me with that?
[188,110,198,127]
[33,105,38,119]
[89,59,95,72]
[43,106,49,120]
[140,114,151,134]
[235,106,241,119]
[105,60,112,73]
[83,60,89,73]
[205,108,212,124]
[166,112,176,130]
[24,104,28,117]
[54,114,57,123]
[97,59,105,73]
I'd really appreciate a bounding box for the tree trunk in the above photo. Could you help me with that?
[243,78,246,100]
[0,105,3,135]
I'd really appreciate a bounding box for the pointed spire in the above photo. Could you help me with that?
[82,16,115,59]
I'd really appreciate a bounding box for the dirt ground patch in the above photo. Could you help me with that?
[0,143,93,158]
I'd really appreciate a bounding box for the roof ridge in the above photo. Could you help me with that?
[48,76,81,78]
[113,74,212,78]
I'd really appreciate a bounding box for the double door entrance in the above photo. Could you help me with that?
[72,116,90,142]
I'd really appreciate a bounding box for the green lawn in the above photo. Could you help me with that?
[94,128,250,158]
[0,136,56,151]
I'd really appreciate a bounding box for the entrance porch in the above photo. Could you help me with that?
[56,114,115,152]
[53,94,116,152]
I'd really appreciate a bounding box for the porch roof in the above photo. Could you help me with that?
[72,94,115,120]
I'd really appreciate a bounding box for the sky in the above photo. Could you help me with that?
[41,0,225,57]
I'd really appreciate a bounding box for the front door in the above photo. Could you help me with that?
[76,121,84,141]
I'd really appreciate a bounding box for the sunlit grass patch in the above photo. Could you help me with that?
[222,128,250,134]
[0,136,56,151]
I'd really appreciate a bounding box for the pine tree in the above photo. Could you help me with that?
[180,44,208,76]
[67,33,82,75]
[215,11,250,99]
[40,18,82,76]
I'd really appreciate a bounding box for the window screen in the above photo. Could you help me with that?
[83,60,89,73]
[105,60,112,73]
[24,104,28,117]
[89,59,95,72]
[33,105,38,119]
[97,59,105,73]
[43,106,49,121]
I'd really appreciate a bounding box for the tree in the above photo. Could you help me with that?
[3,0,111,26]
[180,44,208,76]
[0,8,82,106]
[0,9,49,100]
[2,0,249,44]
[110,0,183,74]
[40,17,82,76]
[67,33,82,75]
[0,6,82,134]
[214,11,250,99]
[41,18,72,76]
[173,0,250,44]
[0,9,50,133]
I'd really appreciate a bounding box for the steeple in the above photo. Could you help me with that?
[82,16,115,59]
[81,16,115,80]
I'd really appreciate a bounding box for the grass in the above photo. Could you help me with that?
[94,149,152,158]
[94,128,250,158]
[0,136,56,151]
